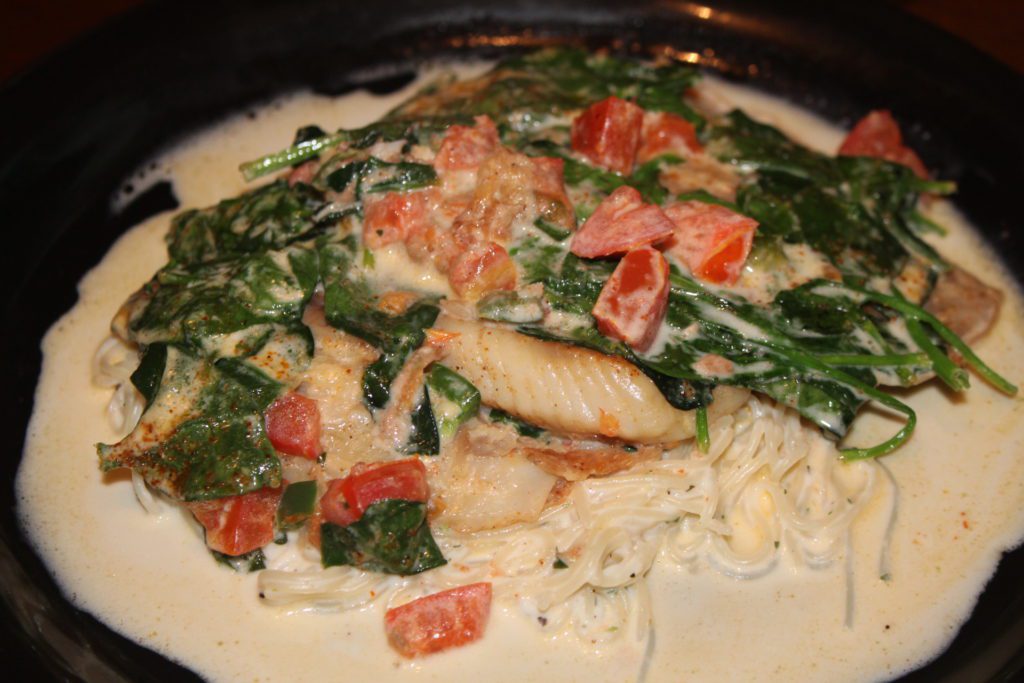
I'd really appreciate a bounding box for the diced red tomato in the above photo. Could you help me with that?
[265,392,322,460]
[188,487,282,556]
[592,246,670,351]
[693,353,735,378]
[571,96,644,175]
[404,198,457,265]
[320,459,429,527]
[362,190,433,250]
[306,508,323,549]
[531,156,568,199]
[384,583,492,658]
[530,156,575,229]
[637,112,702,164]
[377,290,420,315]
[663,201,758,285]
[444,147,554,254]
[434,115,500,173]
[838,110,928,178]
[320,479,359,526]
[570,186,675,258]
[447,241,517,299]
[286,160,317,186]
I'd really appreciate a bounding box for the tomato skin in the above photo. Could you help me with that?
[693,352,735,378]
[306,507,324,549]
[320,479,360,526]
[838,110,928,178]
[448,241,517,299]
[530,156,575,230]
[265,392,322,460]
[435,115,500,172]
[663,201,758,285]
[362,190,433,250]
[530,156,565,193]
[569,186,674,258]
[286,160,317,186]
[592,246,670,351]
[637,112,702,163]
[384,582,493,658]
[571,96,644,175]
[320,459,429,527]
[188,487,282,556]
[699,231,747,284]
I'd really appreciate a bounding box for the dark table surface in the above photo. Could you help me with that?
[1,0,1023,83]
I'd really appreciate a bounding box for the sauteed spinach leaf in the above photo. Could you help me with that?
[320,500,446,575]
[168,180,328,264]
[716,110,953,277]
[99,345,281,501]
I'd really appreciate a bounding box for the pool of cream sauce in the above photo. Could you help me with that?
[16,68,1024,682]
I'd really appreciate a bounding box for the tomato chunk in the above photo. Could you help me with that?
[592,246,670,351]
[265,392,322,460]
[637,112,702,164]
[838,110,928,178]
[306,508,324,550]
[571,96,644,175]
[448,241,517,299]
[188,487,282,556]
[530,156,569,200]
[362,190,433,250]
[286,160,317,186]
[435,115,500,173]
[384,583,492,658]
[530,156,575,230]
[320,459,429,527]
[320,479,359,526]
[663,201,758,285]
[570,186,674,258]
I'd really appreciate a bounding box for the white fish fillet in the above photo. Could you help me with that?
[435,316,748,444]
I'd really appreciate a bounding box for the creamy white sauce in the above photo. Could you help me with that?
[16,69,1024,682]
[361,244,453,296]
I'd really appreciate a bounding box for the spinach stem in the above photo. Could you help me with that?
[916,179,957,195]
[695,406,710,453]
[240,133,346,181]
[764,341,918,460]
[856,319,916,385]
[909,209,948,236]
[929,322,1018,395]
[904,318,969,391]
[672,274,917,458]
[837,282,1018,395]
[814,353,928,367]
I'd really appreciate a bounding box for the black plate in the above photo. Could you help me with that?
[2,1,1023,680]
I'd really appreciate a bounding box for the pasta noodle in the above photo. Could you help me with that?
[93,335,144,437]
